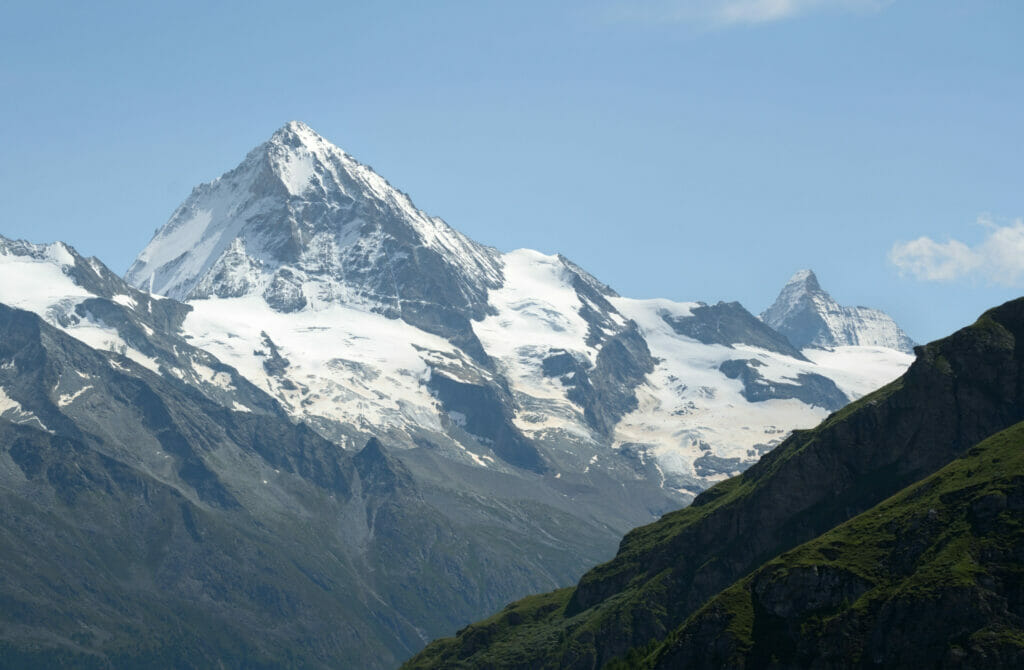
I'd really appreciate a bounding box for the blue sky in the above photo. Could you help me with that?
[1,0,1021,343]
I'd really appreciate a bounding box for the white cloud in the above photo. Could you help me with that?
[610,0,891,27]
[890,217,1024,285]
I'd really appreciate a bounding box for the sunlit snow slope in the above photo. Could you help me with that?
[121,121,915,498]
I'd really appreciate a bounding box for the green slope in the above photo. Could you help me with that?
[645,418,1024,668]
[405,298,1024,669]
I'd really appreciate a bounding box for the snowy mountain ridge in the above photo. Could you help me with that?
[126,121,502,320]
[761,268,915,354]
[117,122,916,498]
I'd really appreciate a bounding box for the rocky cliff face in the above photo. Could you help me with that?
[404,297,1024,669]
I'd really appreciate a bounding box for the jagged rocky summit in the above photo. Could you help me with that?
[762,268,916,353]
[126,121,501,363]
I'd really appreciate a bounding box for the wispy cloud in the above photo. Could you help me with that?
[890,216,1024,285]
[609,0,892,27]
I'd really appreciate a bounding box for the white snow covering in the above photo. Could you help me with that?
[276,145,317,195]
[802,346,914,398]
[58,384,93,407]
[192,362,235,391]
[608,296,912,481]
[477,252,593,369]
[0,387,50,432]
[469,251,913,483]
[112,294,138,309]
[762,269,914,351]
[610,297,825,476]
[0,240,163,375]
[0,243,92,311]
[45,242,75,266]
[125,121,502,302]
[473,249,602,438]
[0,233,916,488]
[182,295,457,434]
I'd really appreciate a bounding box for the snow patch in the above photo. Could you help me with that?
[58,385,93,407]
[183,295,456,435]
[111,294,138,309]
[0,387,51,432]
[192,362,235,391]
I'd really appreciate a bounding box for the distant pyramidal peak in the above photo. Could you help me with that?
[761,269,915,354]
[125,121,502,314]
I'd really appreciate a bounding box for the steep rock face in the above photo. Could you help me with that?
[663,301,807,360]
[403,297,1024,669]
[761,270,915,353]
[718,358,849,410]
[558,324,656,438]
[427,368,545,473]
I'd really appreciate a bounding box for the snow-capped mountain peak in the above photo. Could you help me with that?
[761,269,915,353]
[784,268,820,291]
[115,125,917,499]
[262,120,400,201]
[125,122,503,348]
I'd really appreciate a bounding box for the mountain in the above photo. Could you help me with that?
[0,237,650,667]
[123,122,914,498]
[126,121,503,364]
[761,269,916,354]
[404,297,1024,669]
[0,122,920,665]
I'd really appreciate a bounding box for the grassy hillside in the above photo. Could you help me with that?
[644,418,1024,668]
[405,298,1024,669]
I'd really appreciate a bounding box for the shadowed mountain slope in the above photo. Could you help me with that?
[0,304,619,668]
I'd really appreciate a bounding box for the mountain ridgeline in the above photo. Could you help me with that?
[761,269,915,354]
[119,122,915,498]
[0,123,922,666]
[404,297,1024,669]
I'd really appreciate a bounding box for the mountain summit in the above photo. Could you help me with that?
[761,269,915,353]
[125,121,502,358]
